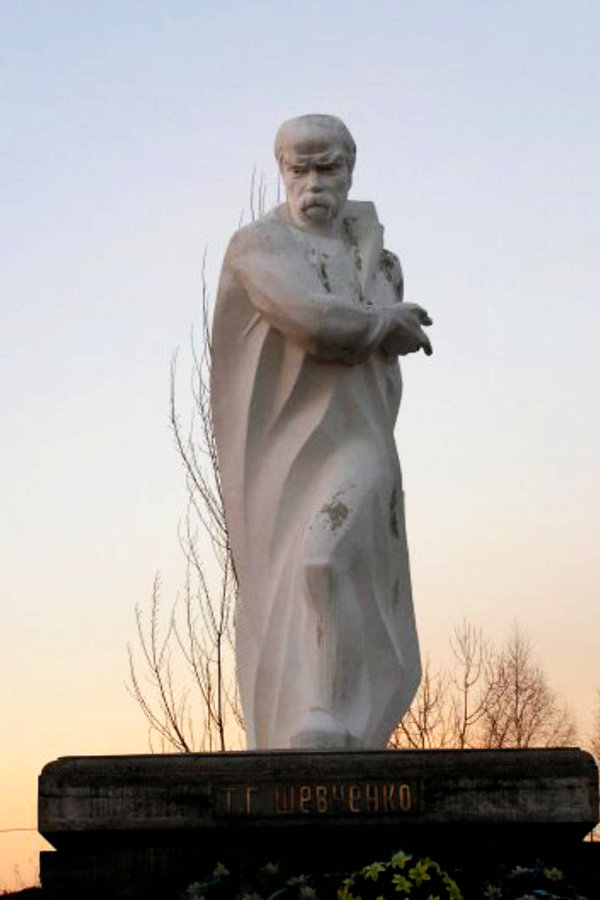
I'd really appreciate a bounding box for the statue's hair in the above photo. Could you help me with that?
[274,114,356,172]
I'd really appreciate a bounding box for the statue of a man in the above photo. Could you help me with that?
[211,114,432,750]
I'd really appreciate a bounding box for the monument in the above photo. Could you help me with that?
[211,114,433,750]
[37,115,600,899]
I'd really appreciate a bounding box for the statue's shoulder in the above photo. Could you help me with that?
[343,200,379,225]
[226,205,295,260]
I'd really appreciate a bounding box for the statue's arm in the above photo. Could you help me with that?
[378,250,433,356]
[227,227,394,364]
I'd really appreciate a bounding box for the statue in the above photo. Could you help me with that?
[211,114,432,750]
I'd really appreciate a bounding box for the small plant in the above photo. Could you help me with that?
[179,861,331,900]
[481,861,590,900]
[338,851,462,900]
[180,853,463,900]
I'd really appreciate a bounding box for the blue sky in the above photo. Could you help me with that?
[1,1,599,887]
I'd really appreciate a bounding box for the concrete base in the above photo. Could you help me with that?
[38,748,599,898]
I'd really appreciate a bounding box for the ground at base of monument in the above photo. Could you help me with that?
[39,842,600,900]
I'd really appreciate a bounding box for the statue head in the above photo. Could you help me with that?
[274,114,356,234]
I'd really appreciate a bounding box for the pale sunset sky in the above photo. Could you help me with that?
[1,1,599,890]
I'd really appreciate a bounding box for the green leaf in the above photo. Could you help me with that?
[408,861,431,887]
[392,873,412,893]
[441,872,463,900]
[299,887,316,900]
[362,862,386,882]
[214,863,230,879]
[543,868,564,882]
[391,851,412,870]
[337,885,359,900]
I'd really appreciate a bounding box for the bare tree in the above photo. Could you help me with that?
[448,620,506,749]
[391,621,504,750]
[481,625,576,749]
[128,268,240,751]
[392,622,577,751]
[128,181,270,752]
[389,659,450,749]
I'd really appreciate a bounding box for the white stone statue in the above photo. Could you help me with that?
[211,114,432,750]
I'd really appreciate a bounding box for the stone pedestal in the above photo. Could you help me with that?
[39,748,599,899]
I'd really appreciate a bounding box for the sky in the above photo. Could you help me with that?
[1,0,599,889]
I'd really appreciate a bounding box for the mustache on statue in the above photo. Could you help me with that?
[302,196,332,210]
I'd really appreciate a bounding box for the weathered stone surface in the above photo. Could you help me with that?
[40,748,598,846]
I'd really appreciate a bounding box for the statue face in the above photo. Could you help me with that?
[279,125,352,233]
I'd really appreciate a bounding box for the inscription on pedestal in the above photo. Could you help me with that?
[215,779,419,817]
[39,748,599,845]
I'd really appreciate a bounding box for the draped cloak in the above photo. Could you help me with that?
[211,200,421,749]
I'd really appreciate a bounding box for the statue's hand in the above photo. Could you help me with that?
[382,303,433,357]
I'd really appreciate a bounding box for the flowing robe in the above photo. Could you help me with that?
[211,200,421,749]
